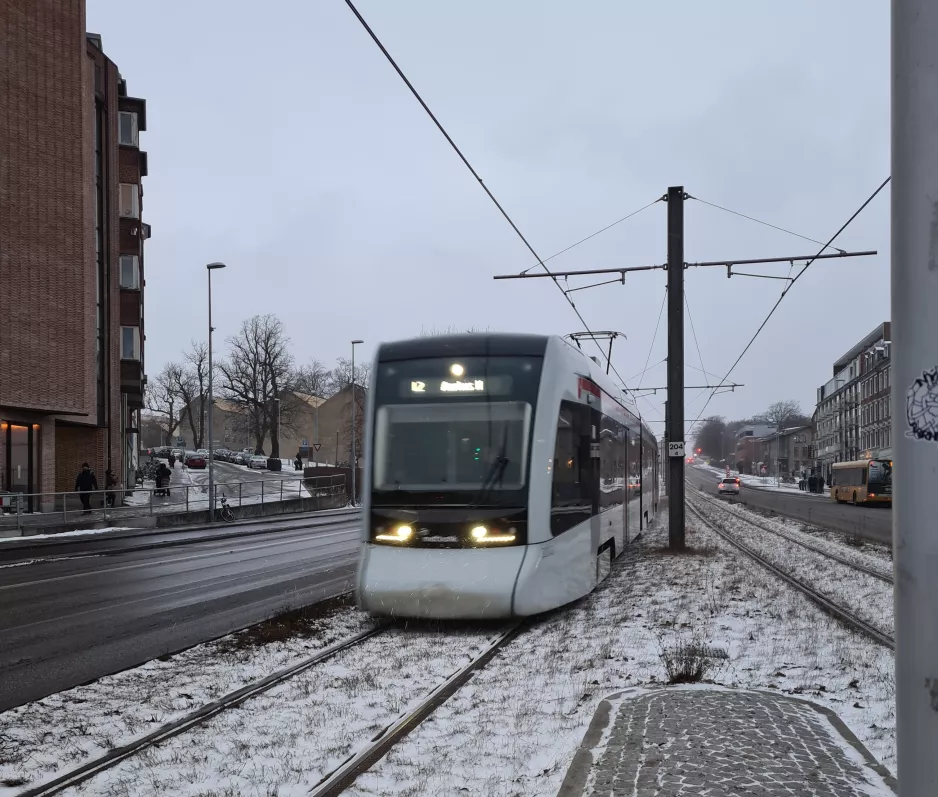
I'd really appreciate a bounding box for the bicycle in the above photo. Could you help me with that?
[218,494,235,523]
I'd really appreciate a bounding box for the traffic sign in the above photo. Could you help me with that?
[668,441,685,458]
[301,438,309,447]
[313,443,322,451]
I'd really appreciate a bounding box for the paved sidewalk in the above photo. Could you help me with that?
[559,688,896,796]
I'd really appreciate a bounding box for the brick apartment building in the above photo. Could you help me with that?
[813,322,891,482]
[0,1,149,506]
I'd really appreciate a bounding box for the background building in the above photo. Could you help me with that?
[0,1,148,505]
[735,423,776,474]
[175,386,365,469]
[757,425,815,479]
[814,322,890,481]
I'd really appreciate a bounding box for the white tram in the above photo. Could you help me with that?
[356,333,659,619]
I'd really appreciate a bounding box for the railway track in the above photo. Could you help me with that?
[308,622,525,797]
[694,489,893,584]
[18,618,524,797]
[687,496,894,651]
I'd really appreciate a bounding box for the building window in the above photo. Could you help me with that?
[119,111,138,147]
[119,184,139,218]
[121,326,140,360]
[119,254,139,289]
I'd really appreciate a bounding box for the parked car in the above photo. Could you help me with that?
[171,449,183,461]
[717,477,740,496]
[215,449,229,462]
[248,455,267,470]
[186,453,207,469]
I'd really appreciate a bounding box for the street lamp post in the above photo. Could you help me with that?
[350,339,364,505]
[274,397,281,459]
[206,262,226,521]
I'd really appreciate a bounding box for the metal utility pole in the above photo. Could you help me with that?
[350,339,364,504]
[666,186,686,549]
[206,262,226,522]
[893,0,938,791]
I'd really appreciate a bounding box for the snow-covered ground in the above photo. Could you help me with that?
[689,493,894,638]
[0,599,374,796]
[1,510,896,796]
[54,626,508,797]
[697,491,892,577]
[0,527,132,545]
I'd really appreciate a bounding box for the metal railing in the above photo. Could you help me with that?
[0,474,347,533]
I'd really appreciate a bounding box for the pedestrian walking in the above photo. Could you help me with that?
[104,468,118,508]
[75,462,98,513]
[156,462,172,496]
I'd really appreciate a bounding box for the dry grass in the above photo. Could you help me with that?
[216,594,357,653]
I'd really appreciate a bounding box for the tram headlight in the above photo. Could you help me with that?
[375,524,414,543]
[469,525,516,544]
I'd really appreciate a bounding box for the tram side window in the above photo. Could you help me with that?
[551,400,593,535]
[599,414,625,509]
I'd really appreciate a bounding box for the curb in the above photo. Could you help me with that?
[0,508,361,558]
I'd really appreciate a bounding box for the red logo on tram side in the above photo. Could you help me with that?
[578,377,600,400]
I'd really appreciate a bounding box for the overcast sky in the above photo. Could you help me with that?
[87,0,889,437]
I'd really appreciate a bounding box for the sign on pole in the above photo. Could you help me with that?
[313,443,321,451]
[301,438,309,448]
[668,441,685,458]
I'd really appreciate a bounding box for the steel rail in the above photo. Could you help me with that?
[308,621,527,797]
[687,498,894,650]
[17,624,385,797]
[694,489,893,584]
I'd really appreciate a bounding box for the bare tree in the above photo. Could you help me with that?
[693,416,727,461]
[217,314,295,458]
[145,362,185,444]
[293,359,330,398]
[338,386,367,467]
[174,341,210,449]
[326,357,373,397]
[763,400,803,432]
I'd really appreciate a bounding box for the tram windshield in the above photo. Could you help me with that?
[371,355,542,496]
[373,402,530,490]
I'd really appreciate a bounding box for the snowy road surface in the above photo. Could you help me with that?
[0,519,359,711]
[687,465,891,543]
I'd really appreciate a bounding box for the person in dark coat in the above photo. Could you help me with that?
[156,462,172,496]
[75,463,98,513]
[104,468,118,507]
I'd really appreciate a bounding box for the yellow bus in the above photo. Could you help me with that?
[831,459,893,505]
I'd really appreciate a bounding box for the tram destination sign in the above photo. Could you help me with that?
[402,375,512,397]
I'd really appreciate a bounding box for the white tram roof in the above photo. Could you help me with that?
[374,333,655,441]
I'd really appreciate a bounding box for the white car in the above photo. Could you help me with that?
[248,455,267,470]
[717,477,740,496]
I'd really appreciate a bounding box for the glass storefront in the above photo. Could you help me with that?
[2,422,40,512]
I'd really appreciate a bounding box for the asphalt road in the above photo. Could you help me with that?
[686,467,891,544]
[0,517,360,711]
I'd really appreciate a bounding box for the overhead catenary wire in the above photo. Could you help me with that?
[684,291,710,408]
[520,198,663,275]
[636,288,667,390]
[688,194,846,255]
[687,176,891,435]
[342,0,640,401]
